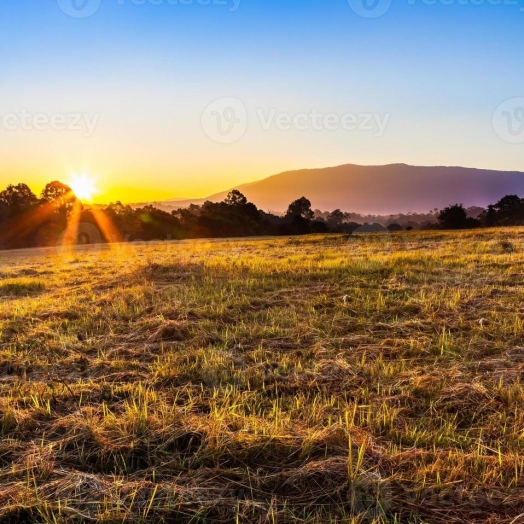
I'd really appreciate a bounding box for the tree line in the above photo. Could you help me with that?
[0,181,523,250]
[433,196,524,230]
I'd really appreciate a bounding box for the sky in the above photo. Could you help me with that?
[0,0,522,203]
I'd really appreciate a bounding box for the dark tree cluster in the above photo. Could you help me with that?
[482,195,524,227]
[435,196,524,230]
[1,183,523,251]
[0,182,88,249]
[0,187,339,249]
[436,204,481,230]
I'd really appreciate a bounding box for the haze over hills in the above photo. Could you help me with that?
[153,164,524,215]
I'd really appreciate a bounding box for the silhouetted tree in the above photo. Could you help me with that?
[327,209,344,229]
[286,197,314,220]
[485,195,524,225]
[41,181,78,219]
[0,184,39,218]
[0,184,41,248]
[480,205,497,227]
[438,204,468,230]
[224,190,248,207]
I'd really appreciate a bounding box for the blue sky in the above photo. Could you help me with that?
[0,0,522,201]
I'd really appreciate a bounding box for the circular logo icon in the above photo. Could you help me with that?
[492,97,524,144]
[201,97,248,144]
[347,0,392,18]
[56,222,104,258]
[56,0,102,19]
[348,223,393,257]
[351,472,393,519]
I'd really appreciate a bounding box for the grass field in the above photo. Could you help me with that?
[1,229,524,523]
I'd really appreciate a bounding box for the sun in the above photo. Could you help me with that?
[69,173,97,202]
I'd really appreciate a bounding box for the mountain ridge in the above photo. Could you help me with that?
[151,163,524,214]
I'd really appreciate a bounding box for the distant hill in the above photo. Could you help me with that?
[154,163,524,214]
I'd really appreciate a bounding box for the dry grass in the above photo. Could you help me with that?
[1,229,524,523]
